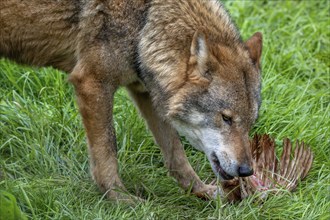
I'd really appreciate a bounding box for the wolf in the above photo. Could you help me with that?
[0,0,262,201]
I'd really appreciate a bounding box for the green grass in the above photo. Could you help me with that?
[1,0,329,219]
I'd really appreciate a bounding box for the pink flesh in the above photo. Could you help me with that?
[250,175,269,191]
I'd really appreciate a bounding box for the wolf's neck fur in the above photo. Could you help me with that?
[138,0,242,115]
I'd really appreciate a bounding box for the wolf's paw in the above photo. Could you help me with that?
[193,184,224,200]
[105,188,145,205]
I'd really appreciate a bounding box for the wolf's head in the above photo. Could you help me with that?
[167,31,263,180]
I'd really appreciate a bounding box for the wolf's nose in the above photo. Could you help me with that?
[237,164,254,177]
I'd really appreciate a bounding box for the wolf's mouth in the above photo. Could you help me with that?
[211,152,234,180]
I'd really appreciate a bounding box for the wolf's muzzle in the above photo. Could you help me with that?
[211,152,234,180]
[237,164,253,177]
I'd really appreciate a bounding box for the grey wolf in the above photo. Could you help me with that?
[0,0,262,201]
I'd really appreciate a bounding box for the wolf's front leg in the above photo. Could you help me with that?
[69,63,133,202]
[127,87,223,199]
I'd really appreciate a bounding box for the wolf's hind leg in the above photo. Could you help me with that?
[127,87,222,198]
[69,62,136,202]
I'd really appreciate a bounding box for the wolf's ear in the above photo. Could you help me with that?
[189,31,210,86]
[245,32,262,69]
[190,31,208,69]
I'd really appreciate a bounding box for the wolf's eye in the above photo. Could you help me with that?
[222,115,232,125]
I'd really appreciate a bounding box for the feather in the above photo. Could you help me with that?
[217,134,314,202]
